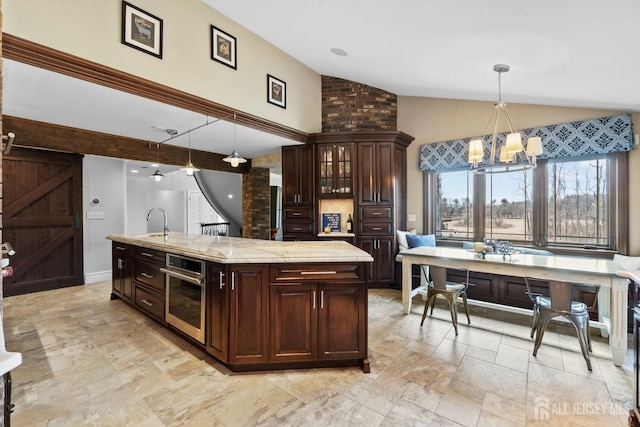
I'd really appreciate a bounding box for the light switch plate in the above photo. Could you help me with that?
[86,211,105,220]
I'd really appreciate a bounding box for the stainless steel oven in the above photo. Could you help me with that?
[160,254,206,344]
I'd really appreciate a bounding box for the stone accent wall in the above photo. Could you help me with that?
[322,75,397,132]
[241,167,270,240]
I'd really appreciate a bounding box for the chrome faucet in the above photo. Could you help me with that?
[147,207,169,236]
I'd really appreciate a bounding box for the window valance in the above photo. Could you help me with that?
[419,114,634,171]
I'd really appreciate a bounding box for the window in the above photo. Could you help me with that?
[429,153,626,251]
[547,156,608,246]
[485,169,533,241]
[434,169,473,239]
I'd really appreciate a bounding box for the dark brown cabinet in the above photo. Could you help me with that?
[357,142,394,206]
[268,262,369,371]
[207,263,228,362]
[317,283,367,361]
[284,132,413,286]
[269,283,367,362]
[133,247,166,322]
[228,264,269,365]
[112,241,369,372]
[269,283,317,362]
[317,142,354,198]
[282,144,314,207]
[111,243,165,322]
[356,137,409,286]
[358,236,395,285]
[112,243,133,302]
[282,144,315,240]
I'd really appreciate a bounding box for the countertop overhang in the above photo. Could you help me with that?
[107,233,374,264]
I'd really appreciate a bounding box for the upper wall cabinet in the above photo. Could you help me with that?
[316,142,355,198]
[282,144,315,207]
[357,142,394,206]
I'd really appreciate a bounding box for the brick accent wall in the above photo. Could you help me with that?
[322,75,397,132]
[241,167,270,240]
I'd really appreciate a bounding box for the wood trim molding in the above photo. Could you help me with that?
[307,131,415,146]
[2,115,252,174]
[2,33,308,144]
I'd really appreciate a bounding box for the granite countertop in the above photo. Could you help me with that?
[107,233,373,264]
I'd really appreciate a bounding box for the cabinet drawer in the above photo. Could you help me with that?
[112,242,134,256]
[135,247,165,264]
[359,222,393,236]
[284,207,314,220]
[270,263,365,282]
[135,285,165,321]
[284,221,315,234]
[135,261,165,291]
[360,207,392,221]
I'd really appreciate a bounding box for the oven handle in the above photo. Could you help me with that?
[160,267,204,286]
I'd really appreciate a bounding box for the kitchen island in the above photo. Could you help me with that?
[108,233,373,372]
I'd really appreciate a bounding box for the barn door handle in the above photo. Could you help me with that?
[75,212,81,229]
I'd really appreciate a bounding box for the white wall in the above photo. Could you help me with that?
[83,156,207,283]
[82,156,127,283]
[4,0,322,133]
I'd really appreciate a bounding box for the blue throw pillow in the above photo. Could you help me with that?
[406,234,436,248]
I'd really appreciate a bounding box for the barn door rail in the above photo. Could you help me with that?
[2,133,15,155]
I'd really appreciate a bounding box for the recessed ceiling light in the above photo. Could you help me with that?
[330,47,348,57]
[131,169,139,173]
[228,194,233,199]
[151,163,159,167]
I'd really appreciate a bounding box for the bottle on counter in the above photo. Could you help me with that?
[346,214,353,233]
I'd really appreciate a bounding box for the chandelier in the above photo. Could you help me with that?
[468,64,543,173]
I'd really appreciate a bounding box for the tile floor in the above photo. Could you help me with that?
[2,282,634,426]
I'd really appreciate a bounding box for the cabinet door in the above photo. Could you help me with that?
[282,145,299,205]
[358,142,394,205]
[207,263,228,362]
[112,254,133,302]
[282,145,314,206]
[228,265,269,364]
[317,283,367,360]
[358,237,394,285]
[317,143,353,198]
[357,142,377,205]
[375,143,394,205]
[269,283,317,362]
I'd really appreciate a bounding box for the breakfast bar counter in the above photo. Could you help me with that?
[107,233,373,372]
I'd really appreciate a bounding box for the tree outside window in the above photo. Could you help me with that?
[432,153,615,250]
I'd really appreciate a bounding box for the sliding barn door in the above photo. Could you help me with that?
[2,148,83,296]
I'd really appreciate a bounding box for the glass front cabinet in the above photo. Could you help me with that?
[317,143,354,198]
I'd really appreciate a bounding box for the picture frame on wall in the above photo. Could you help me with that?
[267,74,286,109]
[121,1,163,59]
[210,25,237,69]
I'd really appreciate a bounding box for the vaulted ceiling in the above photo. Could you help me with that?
[3,1,639,172]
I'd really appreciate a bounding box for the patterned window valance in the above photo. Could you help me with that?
[419,114,634,171]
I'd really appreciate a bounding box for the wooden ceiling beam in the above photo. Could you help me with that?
[2,115,251,173]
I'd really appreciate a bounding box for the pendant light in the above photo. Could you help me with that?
[150,143,164,182]
[223,113,247,168]
[180,131,200,176]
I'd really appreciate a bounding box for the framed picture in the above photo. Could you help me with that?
[267,74,286,109]
[121,1,163,58]
[210,25,237,69]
